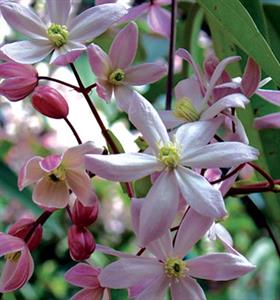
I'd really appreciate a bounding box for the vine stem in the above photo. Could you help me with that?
[64,117,82,145]
[165,0,177,110]
[38,76,80,91]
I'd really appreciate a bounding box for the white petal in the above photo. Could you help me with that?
[46,0,70,25]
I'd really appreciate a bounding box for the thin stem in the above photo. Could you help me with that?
[38,76,80,91]
[85,82,97,93]
[248,162,275,189]
[210,163,246,185]
[64,117,82,145]
[165,0,177,110]
[172,206,190,246]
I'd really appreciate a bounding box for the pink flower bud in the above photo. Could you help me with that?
[31,86,69,119]
[8,218,42,251]
[68,225,96,261]
[0,62,38,101]
[72,199,99,227]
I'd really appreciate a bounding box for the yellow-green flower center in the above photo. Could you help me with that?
[173,97,200,122]
[5,251,21,263]
[47,23,69,48]
[108,68,125,85]
[165,257,187,279]
[48,165,66,182]
[159,143,180,169]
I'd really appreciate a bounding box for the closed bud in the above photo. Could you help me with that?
[68,225,96,261]
[72,198,99,227]
[0,62,38,101]
[8,218,43,251]
[31,85,69,119]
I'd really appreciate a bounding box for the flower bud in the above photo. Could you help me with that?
[72,199,99,227]
[31,86,69,119]
[68,225,96,261]
[8,218,43,251]
[0,62,38,101]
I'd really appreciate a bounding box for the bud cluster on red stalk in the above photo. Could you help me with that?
[31,85,69,119]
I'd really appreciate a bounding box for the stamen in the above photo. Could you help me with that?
[108,69,125,85]
[159,143,180,169]
[173,97,200,122]
[164,257,187,280]
[5,251,21,263]
[48,165,66,182]
[47,24,69,48]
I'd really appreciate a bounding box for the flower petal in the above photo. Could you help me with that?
[109,22,138,69]
[50,42,86,65]
[147,6,170,38]
[114,85,135,112]
[40,155,62,172]
[0,2,47,39]
[96,81,113,101]
[85,152,161,182]
[139,171,179,246]
[188,253,255,281]
[158,110,184,129]
[124,62,167,85]
[175,167,227,219]
[46,0,71,25]
[69,4,127,42]
[1,40,53,64]
[119,3,149,23]
[254,112,280,129]
[174,208,213,257]
[240,58,260,97]
[256,89,280,106]
[0,234,25,257]
[70,288,104,300]
[33,177,69,209]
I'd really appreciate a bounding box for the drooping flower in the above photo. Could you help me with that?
[87,22,167,111]
[0,62,38,101]
[18,142,102,209]
[0,1,127,64]
[0,233,34,293]
[85,92,259,245]
[98,207,255,300]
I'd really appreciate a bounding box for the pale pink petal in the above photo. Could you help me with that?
[155,0,172,4]
[40,155,62,172]
[0,63,36,78]
[128,92,170,152]
[65,263,101,288]
[146,231,173,261]
[188,253,255,280]
[147,6,170,38]
[158,110,184,129]
[1,40,53,64]
[240,58,260,97]
[109,22,138,69]
[95,244,136,259]
[175,118,223,153]
[200,93,249,120]
[124,62,167,85]
[171,276,206,300]
[0,234,25,256]
[139,171,179,246]
[33,177,69,209]
[88,44,112,79]
[181,142,259,168]
[256,89,280,106]
[99,258,163,288]
[131,198,142,236]
[96,81,113,101]
[114,85,135,112]
[85,152,162,182]
[229,115,249,144]
[214,223,233,246]
[174,208,213,257]
[175,78,205,112]
[254,112,280,129]
[119,3,149,23]
[50,42,86,65]
[0,2,47,38]
[204,54,231,84]
[69,4,127,42]
[18,156,45,191]
[46,0,70,25]
[175,167,227,219]
[70,288,104,300]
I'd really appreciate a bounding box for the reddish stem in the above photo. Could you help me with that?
[38,76,80,91]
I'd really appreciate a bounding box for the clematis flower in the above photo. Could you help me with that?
[0,1,127,64]
[18,142,102,209]
[0,62,38,101]
[87,22,167,111]
[65,263,106,300]
[0,233,34,293]
[119,0,171,38]
[98,207,255,300]
[85,92,259,245]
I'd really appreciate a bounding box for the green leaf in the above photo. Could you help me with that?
[106,129,125,154]
[0,140,13,159]
[133,176,152,198]
[197,0,280,86]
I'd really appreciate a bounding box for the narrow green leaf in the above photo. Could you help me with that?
[106,129,125,154]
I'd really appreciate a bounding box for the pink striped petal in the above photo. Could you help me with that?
[50,42,86,65]
[139,171,179,246]
[18,156,45,191]
[131,198,142,236]
[124,62,167,85]
[171,276,206,300]
[119,3,149,23]
[70,288,104,300]
[40,155,62,172]
[46,0,70,25]
[204,54,231,84]
[174,208,213,257]
[240,58,260,97]
[114,85,135,112]
[158,110,184,129]
[0,234,25,256]
[109,22,138,69]
[188,253,255,280]
[147,6,170,38]
[256,89,280,106]
[254,112,280,129]
[96,81,113,101]
[33,177,69,209]
[95,244,136,259]
[146,231,173,261]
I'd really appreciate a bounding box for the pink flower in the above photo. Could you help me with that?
[0,62,38,101]
[98,207,255,300]
[0,1,127,64]
[65,263,106,300]
[87,22,167,111]
[0,233,34,293]
[18,142,102,209]
[120,0,171,38]
[71,198,99,227]
[85,92,259,245]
